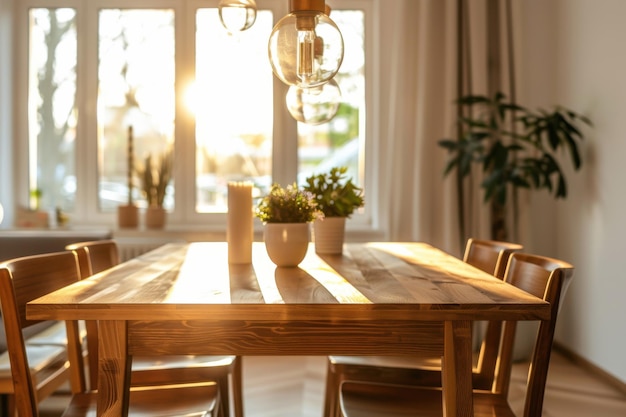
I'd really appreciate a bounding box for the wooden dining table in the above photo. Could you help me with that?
[26,241,549,417]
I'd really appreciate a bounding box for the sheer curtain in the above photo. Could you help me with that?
[378,0,464,255]
[378,0,516,255]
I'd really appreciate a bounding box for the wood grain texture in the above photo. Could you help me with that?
[28,242,549,322]
[26,242,550,417]
[127,319,445,356]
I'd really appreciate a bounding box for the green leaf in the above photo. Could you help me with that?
[439,91,591,210]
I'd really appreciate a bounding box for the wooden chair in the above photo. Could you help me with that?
[323,238,523,417]
[0,251,221,417]
[65,239,243,417]
[1,261,89,415]
[339,252,574,417]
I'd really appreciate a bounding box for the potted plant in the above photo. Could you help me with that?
[255,183,322,267]
[303,166,364,254]
[439,92,592,242]
[138,149,173,229]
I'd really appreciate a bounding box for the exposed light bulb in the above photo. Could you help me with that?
[268,0,343,88]
[297,26,316,83]
[286,78,341,125]
[218,0,257,33]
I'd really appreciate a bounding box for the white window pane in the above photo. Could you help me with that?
[97,9,175,212]
[297,10,365,188]
[28,8,77,212]
[195,9,274,213]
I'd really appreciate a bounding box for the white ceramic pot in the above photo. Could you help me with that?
[263,223,310,267]
[313,217,346,254]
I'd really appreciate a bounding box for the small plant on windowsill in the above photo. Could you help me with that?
[137,149,173,229]
[303,166,364,254]
[138,150,173,208]
[255,183,322,267]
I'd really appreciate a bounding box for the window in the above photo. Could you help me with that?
[98,9,176,212]
[16,0,373,230]
[27,8,77,212]
[194,7,274,213]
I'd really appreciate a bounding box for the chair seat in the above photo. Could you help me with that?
[0,344,68,393]
[0,319,58,352]
[340,381,515,417]
[131,355,238,386]
[0,344,67,378]
[62,383,220,417]
[133,355,236,370]
[329,355,442,370]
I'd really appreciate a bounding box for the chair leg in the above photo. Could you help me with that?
[218,374,231,417]
[232,356,244,417]
[322,359,342,417]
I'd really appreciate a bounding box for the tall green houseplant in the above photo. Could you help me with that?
[439,92,592,241]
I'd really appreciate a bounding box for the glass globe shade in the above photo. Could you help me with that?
[286,78,341,125]
[218,0,257,33]
[268,12,344,88]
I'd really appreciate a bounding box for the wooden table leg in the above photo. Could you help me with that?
[442,320,473,417]
[98,320,130,417]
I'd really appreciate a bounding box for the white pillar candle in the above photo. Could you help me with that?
[227,181,253,264]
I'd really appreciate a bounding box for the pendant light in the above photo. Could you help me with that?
[218,0,257,33]
[268,0,344,88]
[286,78,341,125]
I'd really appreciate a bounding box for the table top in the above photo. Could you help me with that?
[27,241,548,323]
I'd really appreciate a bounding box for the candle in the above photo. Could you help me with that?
[227,181,253,264]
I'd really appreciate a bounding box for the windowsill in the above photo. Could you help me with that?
[0,227,112,238]
[112,225,386,243]
[1,221,385,243]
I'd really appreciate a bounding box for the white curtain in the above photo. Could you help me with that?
[378,0,519,256]
[378,0,464,256]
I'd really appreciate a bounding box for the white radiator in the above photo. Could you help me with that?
[116,238,180,262]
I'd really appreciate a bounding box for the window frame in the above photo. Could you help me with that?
[13,0,379,234]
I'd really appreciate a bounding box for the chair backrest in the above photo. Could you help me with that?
[463,238,523,279]
[462,238,523,389]
[0,251,87,417]
[65,240,120,278]
[495,252,574,417]
[65,239,120,390]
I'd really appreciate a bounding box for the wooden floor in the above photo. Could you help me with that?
[39,350,626,417]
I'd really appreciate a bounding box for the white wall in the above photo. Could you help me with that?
[520,0,626,382]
